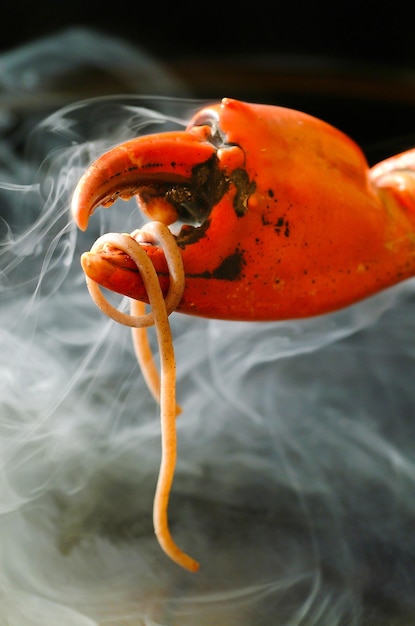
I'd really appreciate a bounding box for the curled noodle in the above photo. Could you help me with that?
[83,222,199,573]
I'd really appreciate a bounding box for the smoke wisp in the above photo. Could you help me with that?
[1,28,415,626]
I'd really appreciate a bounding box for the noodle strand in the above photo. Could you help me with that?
[83,222,199,572]
[130,299,162,406]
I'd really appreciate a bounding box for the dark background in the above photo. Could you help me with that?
[2,0,415,159]
[2,1,414,67]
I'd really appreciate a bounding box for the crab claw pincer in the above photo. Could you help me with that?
[72,98,415,321]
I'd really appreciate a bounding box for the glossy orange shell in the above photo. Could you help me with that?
[73,98,415,321]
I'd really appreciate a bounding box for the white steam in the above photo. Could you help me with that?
[1,28,415,626]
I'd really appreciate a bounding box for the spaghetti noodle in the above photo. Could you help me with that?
[83,222,199,572]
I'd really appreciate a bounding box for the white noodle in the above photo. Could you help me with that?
[83,222,199,572]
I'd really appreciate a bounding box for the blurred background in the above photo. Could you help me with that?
[2,0,415,150]
[3,0,414,68]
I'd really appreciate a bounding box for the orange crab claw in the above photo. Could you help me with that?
[72,97,415,321]
[72,131,218,231]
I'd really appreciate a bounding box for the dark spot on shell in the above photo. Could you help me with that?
[230,169,256,217]
[191,249,246,282]
[142,162,164,169]
[213,249,246,280]
[275,216,290,237]
[192,155,229,209]
[177,219,211,247]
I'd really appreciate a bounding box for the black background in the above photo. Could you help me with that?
[2,0,415,159]
[2,0,414,67]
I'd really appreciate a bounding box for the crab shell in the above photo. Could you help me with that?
[71,98,415,321]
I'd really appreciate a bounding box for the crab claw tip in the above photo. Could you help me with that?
[71,132,218,233]
[71,184,89,231]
